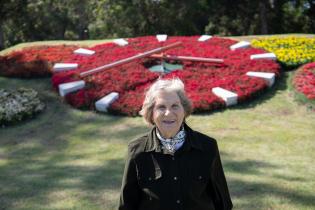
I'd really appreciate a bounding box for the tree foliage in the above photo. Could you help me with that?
[0,0,314,50]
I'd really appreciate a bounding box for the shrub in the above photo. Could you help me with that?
[0,88,45,126]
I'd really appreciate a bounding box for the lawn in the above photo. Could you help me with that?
[1,37,315,210]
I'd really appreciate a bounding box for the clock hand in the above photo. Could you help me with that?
[80,42,182,77]
[150,54,224,63]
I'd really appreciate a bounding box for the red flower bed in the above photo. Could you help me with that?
[293,62,315,100]
[0,45,78,78]
[51,36,280,115]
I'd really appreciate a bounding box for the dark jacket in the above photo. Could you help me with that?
[118,123,233,210]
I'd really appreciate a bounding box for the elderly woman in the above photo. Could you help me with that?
[118,78,233,210]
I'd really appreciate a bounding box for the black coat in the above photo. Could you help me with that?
[118,123,233,210]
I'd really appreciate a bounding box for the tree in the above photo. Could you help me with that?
[0,0,27,50]
[0,0,314,50]
[91,0,211,38]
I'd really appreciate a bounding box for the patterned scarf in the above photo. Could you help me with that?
[156,126,186,153]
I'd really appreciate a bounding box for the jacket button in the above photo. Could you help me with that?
[172,157,175,160]
[148,177,152,181]
[198,175,202,179]
[176,199,181,204]
[174,176,178,180]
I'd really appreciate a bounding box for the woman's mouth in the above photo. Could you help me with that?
[162,120,176,125]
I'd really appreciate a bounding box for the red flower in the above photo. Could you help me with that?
[293,62,315,100]
[0,45,78,77]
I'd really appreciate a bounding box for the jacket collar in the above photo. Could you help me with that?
[144,122,205,153]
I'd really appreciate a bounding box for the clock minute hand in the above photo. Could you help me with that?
[80,41,182,77]
[150,54,224,63]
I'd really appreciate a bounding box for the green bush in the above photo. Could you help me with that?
[0,88,45,126]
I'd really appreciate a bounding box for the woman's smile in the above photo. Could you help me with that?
[153,91,185,139]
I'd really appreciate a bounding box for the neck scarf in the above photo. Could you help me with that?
[156,126,186,153]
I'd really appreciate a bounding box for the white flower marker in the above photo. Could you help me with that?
[74,48,95,56]
[246,72,276,87]
[53,63,78,72]
[95,92,119,112]
[113,38,128,46]
[198,35,212,42]
[212,87,238,106]
[250,53,277,60]
[230,41,251,50]
[156,34,167,42]
[58,80,85,97]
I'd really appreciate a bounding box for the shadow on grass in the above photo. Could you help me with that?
[1,139,314,210]
[0,77,148,209]
[0,111,129,208]
[0,104,143,208]
[0,147,125,209]
[221,152,315,209]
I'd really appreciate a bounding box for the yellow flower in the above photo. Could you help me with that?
[252,36,315,67]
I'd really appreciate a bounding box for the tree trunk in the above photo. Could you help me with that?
[272,0,285,34]
[77,1,89,40]
[307,0,315,33]
[259,1,268,34]
[0,22,4,50]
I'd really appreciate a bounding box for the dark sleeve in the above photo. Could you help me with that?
[207,142,233,210]
[118,146,142,210]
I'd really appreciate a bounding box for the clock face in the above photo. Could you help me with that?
[52,36,280,116]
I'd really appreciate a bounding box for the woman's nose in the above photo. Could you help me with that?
[164,108,171,115]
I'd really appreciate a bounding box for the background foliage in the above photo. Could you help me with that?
[1,0,315,50]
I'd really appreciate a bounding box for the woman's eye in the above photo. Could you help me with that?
[172,104,179,109]
[157,105,166,110]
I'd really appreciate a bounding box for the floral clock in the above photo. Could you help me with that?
[51,35,280,116]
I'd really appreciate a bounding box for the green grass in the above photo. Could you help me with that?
[1,37,315,210]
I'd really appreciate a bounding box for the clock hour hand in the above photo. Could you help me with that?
[150,54,224,63]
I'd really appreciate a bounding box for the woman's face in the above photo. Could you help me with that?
[152,91,185,139]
